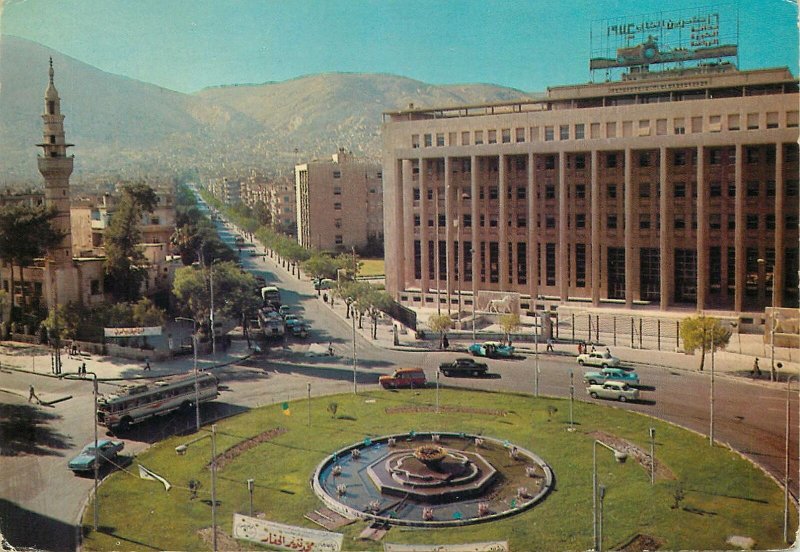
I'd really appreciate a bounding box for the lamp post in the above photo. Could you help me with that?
[349,297,357,394]
[593,440,628,551]
[470,248,477,341]
[649,427,656,485]
[784,375,798,543]
[61,371,99,531]
[710,332,715,446]
[534,311,540,398]
[757,257,778,381]
[176,317,201,432]
[598,485,606,551]
[568,369,575,431]
[176,424,218,552]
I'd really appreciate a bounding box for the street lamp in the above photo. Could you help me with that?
[757,257,778,381]
[593,440,627,551]
[176,424,218,552]
[348,297,357,394]
[784,375,798,543]
[470,248,477,341]
[176,317,201,432]
[649,428,656,485]
[533,311,540,398]
[61,371,100,531]
[568,369,575,431]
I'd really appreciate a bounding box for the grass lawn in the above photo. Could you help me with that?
[358,259,384,277]
[83,389,796,551]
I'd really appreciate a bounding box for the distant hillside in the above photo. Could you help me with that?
[0,35,533,183]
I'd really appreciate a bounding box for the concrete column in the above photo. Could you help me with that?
[529,152,539,308]
[558,151,569,302]
[444,156,453,315]
[696,146,707,311]
[499,154,509,290]
[624,148,634,308]
[471,156,480,301]
[401,159,414,286]
[734,143,745,313]
[590,150,600,306]
[774,142,784,307]
[419,158,430,296]
[659,147,672,310]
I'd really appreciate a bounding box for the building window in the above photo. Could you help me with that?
[334,202,342,210]
[727,214,735,230]
[746,214,758,229]
[489,186,499,200]
[502,129,511,143]
[335,218,343,229]
[515,128,525,143]
[333,186,342,195]
[674,216,686,229]
[488,130,497,144]
[413,188,420,201]
[335,235,343,245]
[575,124,585,140]
[674,118,685,134]
[639,214,650,229]
[607,214,618,229]
[479,214,485,227]
[545,185,555,199]
[559,125,569,140]
[639,182,650,198]
[606,153,617,168]
[575,213,586,228]
[709,149,721,165]
[766,180,776,197]
[427,188,433,200]
[709,214,721,229]
[413,214,420,227]
[710,181,722,197]
[638,152,650,167]
[516,186,526,199]
[728,114,740,131]
[746,147,759,164]
[786,215,799,229]
[747,113,759,130]
[544,126,554,141]
[436,133,445,146]
[575,184,586,198]
[766,214,776,229]
[674,182,686,197]
[462,214,472,228]
[424,134,432,147]
[90,280,101,295]
[545,216,556,229]
[545,243,556,286]
[575,154,586,169]
[786,179,799,196]
[746,181,759,197]
[544,155,555,170]
[673,151,686,166]
[438,214,446,227]
[606,122,617,138]
[607,184,617,198]
[517,215,527,228]
[461,131,470,145]
[475,130,483,145]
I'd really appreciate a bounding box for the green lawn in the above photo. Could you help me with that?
[358,259,384,277]
[83,389,796,551]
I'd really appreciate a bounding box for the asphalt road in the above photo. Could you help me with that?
[0,203,796,551]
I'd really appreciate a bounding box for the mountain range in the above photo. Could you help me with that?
[0,35,533,184]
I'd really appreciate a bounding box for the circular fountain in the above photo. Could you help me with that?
[312,432,553,526]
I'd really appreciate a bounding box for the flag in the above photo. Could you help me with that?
[138,464,171,491]
[281,402,291,416]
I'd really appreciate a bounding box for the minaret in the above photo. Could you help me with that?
[37,57,74,265]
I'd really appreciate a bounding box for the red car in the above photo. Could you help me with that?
[379,368,427,389]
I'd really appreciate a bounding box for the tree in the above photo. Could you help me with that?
[360,287,393,340]
[0,204,64,318]
[303,253,338,282]
[680,315,731,372]
[428,314,453,348]
[104,184,158,302]
[499,313,521,345]
[132,298,166,327]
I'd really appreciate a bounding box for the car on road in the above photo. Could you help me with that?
[439,358,489,377]
[313,278,336,290]
[576,351,621,368]
[586,381,640,402]
[583,367,639,385]
[379,368,427,389]
[284,314,302,329]
[468,341,514,359]
[68,439,124,473]
[278,305,291,317]
[290,322,309,338]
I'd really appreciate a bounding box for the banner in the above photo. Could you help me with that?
[138,464,171,491]
[104,326,163,338]
[232,514,343,552]
[384,543,508,552]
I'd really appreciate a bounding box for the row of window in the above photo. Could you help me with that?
[411,111,799,149]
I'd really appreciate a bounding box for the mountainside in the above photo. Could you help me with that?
[0,36,532,183]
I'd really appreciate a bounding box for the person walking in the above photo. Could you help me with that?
[577,342,584,355]
[144,359,151,371]
[752,357,762,378]
[546,338,554,352]
[442,334,450,350]
[28,385,40,404]
[80,362,87,375]
[328,342,334,356]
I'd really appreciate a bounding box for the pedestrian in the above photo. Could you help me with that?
[442,334,450,349]
[577,342,583,355]
[323,293,328,304]
[328,342,334,356]
[81,362,87,375]
[606,347,611,355]
[546,338,554,352]
[145,359,151,371]
[591,344,597,352]
[752,358,761,378]
[28,384,39,404]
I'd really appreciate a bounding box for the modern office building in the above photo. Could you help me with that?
[382,64,799,319]
[295,149,383,251]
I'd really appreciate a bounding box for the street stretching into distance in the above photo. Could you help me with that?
[0,201,796,551]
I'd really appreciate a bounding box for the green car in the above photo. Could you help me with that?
[468,341,515,358]
[583,367,639,386]
[68,439,124,473]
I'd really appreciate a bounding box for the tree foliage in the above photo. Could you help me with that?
[680,315,731,371]
[499,313,521,344]
[302,253,338,281]
[428,314,453,347]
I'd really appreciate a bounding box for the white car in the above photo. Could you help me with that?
[576,351,620,368]
[587,381,639,402]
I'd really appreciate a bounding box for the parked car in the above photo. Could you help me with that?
[290,322,309,338]
[439,358,488,377]
[468,341,514,358]
[283,314,301,329]
[313,278,336,290]
[68,439,124,473]
[583,367,639,385]
[379,368,427,389]
[278,305,291,317]
[586,381,640,402]
[576,351,621,368]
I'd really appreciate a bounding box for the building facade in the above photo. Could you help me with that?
[295,149,383,251]
[382,66,799,317]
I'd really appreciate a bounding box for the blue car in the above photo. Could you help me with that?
[583,367,639,386]
[468,341,515,359]
[68,439,124,473]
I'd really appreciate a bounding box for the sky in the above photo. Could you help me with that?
[0,0,797,94]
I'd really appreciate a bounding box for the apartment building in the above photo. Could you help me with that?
[295,149,383,251]
[382,65,799,317]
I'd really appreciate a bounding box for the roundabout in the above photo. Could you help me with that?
[313,432,553,526]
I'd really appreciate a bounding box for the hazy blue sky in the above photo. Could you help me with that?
[1,0,797,93]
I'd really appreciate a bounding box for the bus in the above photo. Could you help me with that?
[261,285,281,307]
[96,372,219,432]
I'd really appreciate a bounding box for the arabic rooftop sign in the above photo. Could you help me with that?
[232,514,344,552]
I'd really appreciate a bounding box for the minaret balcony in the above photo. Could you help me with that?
[37,155,74,178]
